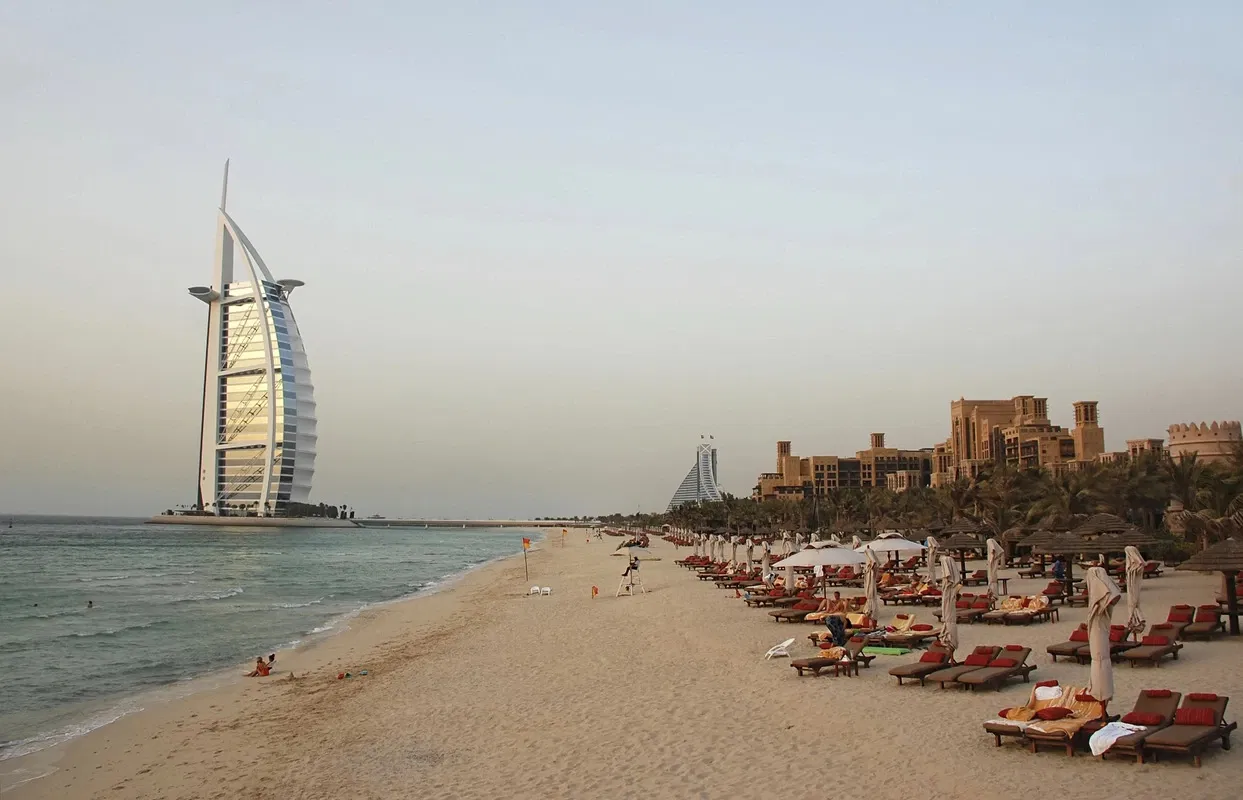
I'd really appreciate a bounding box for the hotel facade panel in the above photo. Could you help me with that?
[189,166,317,516]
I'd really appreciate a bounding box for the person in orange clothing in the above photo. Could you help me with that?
[247,657,271,677]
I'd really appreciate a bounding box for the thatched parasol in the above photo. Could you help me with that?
[1031,532,1093,596]
[1000,525,1033,563]
[940,517,986,536]
[1071,513,1133,537]
[1089,529,1158,554]
[1177,537,1243,635]
[940,531,986,576]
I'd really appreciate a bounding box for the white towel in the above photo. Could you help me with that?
[1034,685,1061,702]
[983,718,1029,731]
[1088,722,1147,756]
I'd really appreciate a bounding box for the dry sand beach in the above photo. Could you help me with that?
[6,530,1241,800]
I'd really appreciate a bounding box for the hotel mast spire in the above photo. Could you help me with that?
[220,159,230,212]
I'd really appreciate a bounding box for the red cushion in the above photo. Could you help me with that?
[973,646,994,655]
[1174,707,1216,726]
[911,624,934,631]
[1108,629,1127,642]
[1143,689,1173,698]
[1069,629,1089,643]
[1141,635,1171,646]
[1075,693,1098,702]
[1003,644,1025,651]
[956,600,970,608]
[849,635,866,643]
[988,658,1018,668]
[1035,707,1073,721]
[1121,712,1163,726]
[1193,611,1219,623]
[1168,611,1192,623]
[1187,692,1219,701]
[998,707,1013,719]
[919,651,946,663]
[963,653,991,667]
[1035,680,1059,688]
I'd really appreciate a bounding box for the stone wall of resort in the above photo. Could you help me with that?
[1167,421,1242,464]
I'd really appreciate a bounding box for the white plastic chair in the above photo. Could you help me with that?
[764,638,796,660]
[529,586,541,595]
[540,587,552,595]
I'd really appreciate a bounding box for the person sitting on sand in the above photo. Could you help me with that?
[247,657,271,678]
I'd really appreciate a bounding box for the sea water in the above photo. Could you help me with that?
[0,517,532,761]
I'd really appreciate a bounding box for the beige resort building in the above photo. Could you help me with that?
[930,396,1106,487]
[753,434,932,500]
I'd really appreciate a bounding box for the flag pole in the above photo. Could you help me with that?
[524,547,529,581]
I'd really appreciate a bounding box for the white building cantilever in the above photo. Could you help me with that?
[188,162,316,516]
[666,442,724,511]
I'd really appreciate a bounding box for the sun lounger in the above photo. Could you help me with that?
[790,651,857,677]
[1119,625,1185,667]
[1180,605,1224,640]
[844,635,876,669]
[1024,691,1108,755]
[925,646,1003,689]
[962,569,988,587]
[1064,589,1090,608]
[957,645,1036,691]
[1143,560,1163,578]
[983,680,1067,746]
[942,597,992,624]
[882,623,939,648]
[1040,581,1066,604]
[889,642,954,686]
[1046,625,1089,662]
[1142,693,1237,767]
[768,600,821,622]
[1072,625,1139,663]
[1007,600,1058,625]
[1094,689,1183,762]
[980,596,1026,624]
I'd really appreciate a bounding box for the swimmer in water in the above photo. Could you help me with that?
[87,601,93,609]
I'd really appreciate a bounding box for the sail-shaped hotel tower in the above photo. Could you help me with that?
[188,163,316,516]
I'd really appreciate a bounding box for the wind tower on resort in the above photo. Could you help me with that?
[187,162,317,516]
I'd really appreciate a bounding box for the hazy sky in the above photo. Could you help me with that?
[2,2,1241,518]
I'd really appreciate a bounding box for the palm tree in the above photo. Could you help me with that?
[1026,469,1102,528]
[937,479,978,521]
[978,464,1025,533]
[1164,452,1203,511]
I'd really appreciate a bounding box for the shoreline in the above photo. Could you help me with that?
[6,531,1241,800]
[0,533,545,790]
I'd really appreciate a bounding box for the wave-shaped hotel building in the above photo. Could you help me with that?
[667,441,724,511]
[187,163,317,516]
